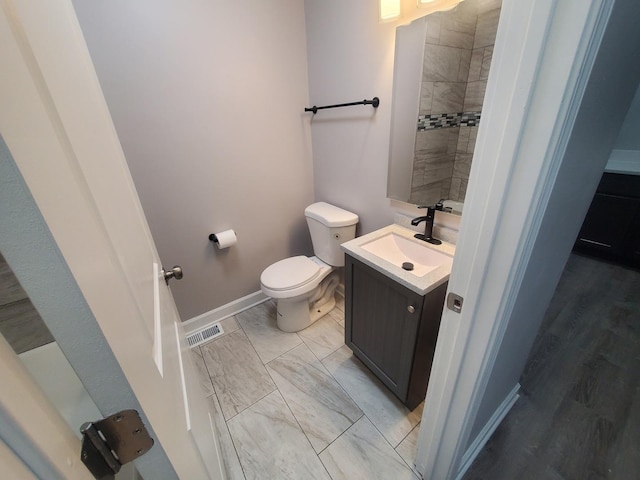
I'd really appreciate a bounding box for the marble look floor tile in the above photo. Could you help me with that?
[237,302,301,364]
[227,391,330,480]
[319,416,419,480]
[322,346,423,447]
[206,394,245,480]
[396,424,421,475]
[328,307,345,327]
[266,344,362,453]
[298,315,344,360]
[200,316,241,346]
[201,329,276,420]
[191,347,215,397]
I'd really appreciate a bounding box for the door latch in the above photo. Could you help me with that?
[446,292,464,313]
[80,409,154,480]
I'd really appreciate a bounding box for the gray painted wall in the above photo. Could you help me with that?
[304,0,399,235]
[468,0,640,443]
[614,84,640,151]
[72,0,315,320]
[604,84,640,175]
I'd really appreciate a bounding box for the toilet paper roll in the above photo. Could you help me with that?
[213,229,237,249]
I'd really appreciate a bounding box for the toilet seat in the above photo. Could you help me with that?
[260,256,331,299]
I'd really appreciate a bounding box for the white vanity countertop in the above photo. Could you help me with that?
[341,223,455,296]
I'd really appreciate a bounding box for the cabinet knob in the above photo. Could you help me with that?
[407,305,415,314]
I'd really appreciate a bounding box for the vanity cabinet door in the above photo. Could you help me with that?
[345,255,423,401]
[574,173,640,268]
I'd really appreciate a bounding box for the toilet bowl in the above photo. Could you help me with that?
[260,202,358,332]
[261,256,339,332]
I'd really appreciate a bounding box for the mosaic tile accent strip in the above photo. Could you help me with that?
[418,111,481,131]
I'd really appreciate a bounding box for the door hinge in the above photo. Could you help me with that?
[446,292,464,313]
[80,409,154,480]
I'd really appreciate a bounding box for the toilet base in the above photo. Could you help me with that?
[275,272,339,332]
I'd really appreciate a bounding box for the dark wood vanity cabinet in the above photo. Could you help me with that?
[344,254,447,410]
[574,173,640,268]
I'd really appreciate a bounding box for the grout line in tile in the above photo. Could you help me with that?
[197,344,218,397]
[222,384,276,423]
[216,302,421,478]
[315,410,365,456]
[396,420,420,449]
[263,338,304,366]
[298,334,342,364]
[271,384,334,475]
[237,309,302,366]
[395,422,422,475]
[220,401,249,480]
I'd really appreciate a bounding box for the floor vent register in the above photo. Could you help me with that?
[186,323,224,348]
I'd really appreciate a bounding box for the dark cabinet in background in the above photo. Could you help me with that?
[344,254,447,410]
[574,173,640,268]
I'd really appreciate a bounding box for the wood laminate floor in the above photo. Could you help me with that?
[0,252,53,353]
[463,253,640,480]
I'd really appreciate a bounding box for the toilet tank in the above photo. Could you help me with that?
[305,202,359,266]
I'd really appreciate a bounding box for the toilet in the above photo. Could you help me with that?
[260,202,359,332]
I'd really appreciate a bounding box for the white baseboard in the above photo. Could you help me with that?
[455,383,521,480]
[183,290,269,335]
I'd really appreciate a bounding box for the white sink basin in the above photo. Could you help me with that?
[360,232,453,277]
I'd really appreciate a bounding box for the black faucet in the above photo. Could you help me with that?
[411,200,445,245]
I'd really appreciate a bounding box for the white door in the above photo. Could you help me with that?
[0,1,224,478]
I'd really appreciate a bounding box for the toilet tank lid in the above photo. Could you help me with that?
[305,202,359,227]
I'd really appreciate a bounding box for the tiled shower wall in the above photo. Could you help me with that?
[410,1,501,206]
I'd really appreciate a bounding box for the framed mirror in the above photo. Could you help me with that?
[387,0,502,214]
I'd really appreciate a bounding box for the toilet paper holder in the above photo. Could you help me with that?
[208,229,237,249]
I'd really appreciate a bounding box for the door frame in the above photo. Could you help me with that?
[415,0,638,478]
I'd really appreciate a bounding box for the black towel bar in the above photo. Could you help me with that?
[305,97,379,114]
